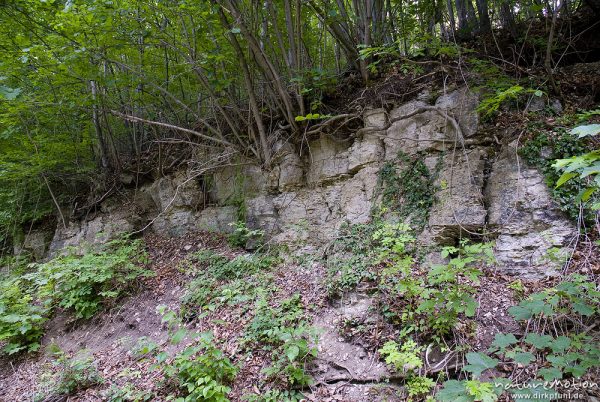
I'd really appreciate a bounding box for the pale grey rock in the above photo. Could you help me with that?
[363,108,387,129]
[49,211,137,256]
[426,148,488,244]
[211,163,266,204]
[435,88,479,137]
[152,209,195,236]
[486,141,576,278]
[246,195,279,237]
[277,152,304,191]
[196,206,237,234]
[385,100,448,158]
[347,133,384,173]
[17,229,53,261]
[149,172,204,212]
[306,135,350,184]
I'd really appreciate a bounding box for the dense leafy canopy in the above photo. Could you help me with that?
[0,0,596,249]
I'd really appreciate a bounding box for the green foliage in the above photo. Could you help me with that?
[181,250,277,318]
[0,237,150,354]
[377,151,440,228]
[0,276,49,354]
[379,339,423,372]
[499,274,600,381]
[227,222,264,248]
[463,352,499,378]
[32,238,151,319]
[161,333,237,402]
[244,294,316,387]
[103,383,154,402]
[378,240,493,339]
[36,347,103,401]
[552,125,600,208]
[406,375,435,398]
[477,85,529,118]
[154,309,237,402]
[243,389,304,402]
[520,128,588,220]
[436,379,503,402]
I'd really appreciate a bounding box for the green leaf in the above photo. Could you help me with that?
[436,380,471,401]
[512,352,535,365]
[571,124,600,138]
[524,333,553,349]
[538,367,562,381]
[491,333,518,350]
[550,336,571,353]
[508,305,532,321]
[463,352,499,378]
[572,302,594,316]
[285,345,300,362]
[555,172,577,188]
[171,328,187,345]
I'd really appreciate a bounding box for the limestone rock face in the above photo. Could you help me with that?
[347,133,384,173]
[426,148,488,244]
[211,163,266,204]
[16,229,53,261]
[306,135,350,185]
[45,88,577,280]
[196,206,237,234]
[486,142,576,278]
[149,172,204,211]
[48,211,137,256]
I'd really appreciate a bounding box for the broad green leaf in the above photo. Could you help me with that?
[491,333,518,350]
[555,172,577,188]
[463,352,499,378]
[571,124,600,138]
[538,367,562,381]
[524,333,553,349]
[512,351,535,365]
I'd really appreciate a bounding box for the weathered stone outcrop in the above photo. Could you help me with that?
[486,141,576,278]
[48,87,576,279]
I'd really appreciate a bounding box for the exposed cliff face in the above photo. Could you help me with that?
[46,88,576,279]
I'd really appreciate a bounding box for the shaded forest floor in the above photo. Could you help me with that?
[1,228,598,401]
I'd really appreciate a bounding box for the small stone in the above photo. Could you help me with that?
[184,244,192,251]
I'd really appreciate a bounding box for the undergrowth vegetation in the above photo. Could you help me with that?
[0,237,150,354]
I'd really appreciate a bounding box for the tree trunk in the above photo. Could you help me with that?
[475,0,491,32]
